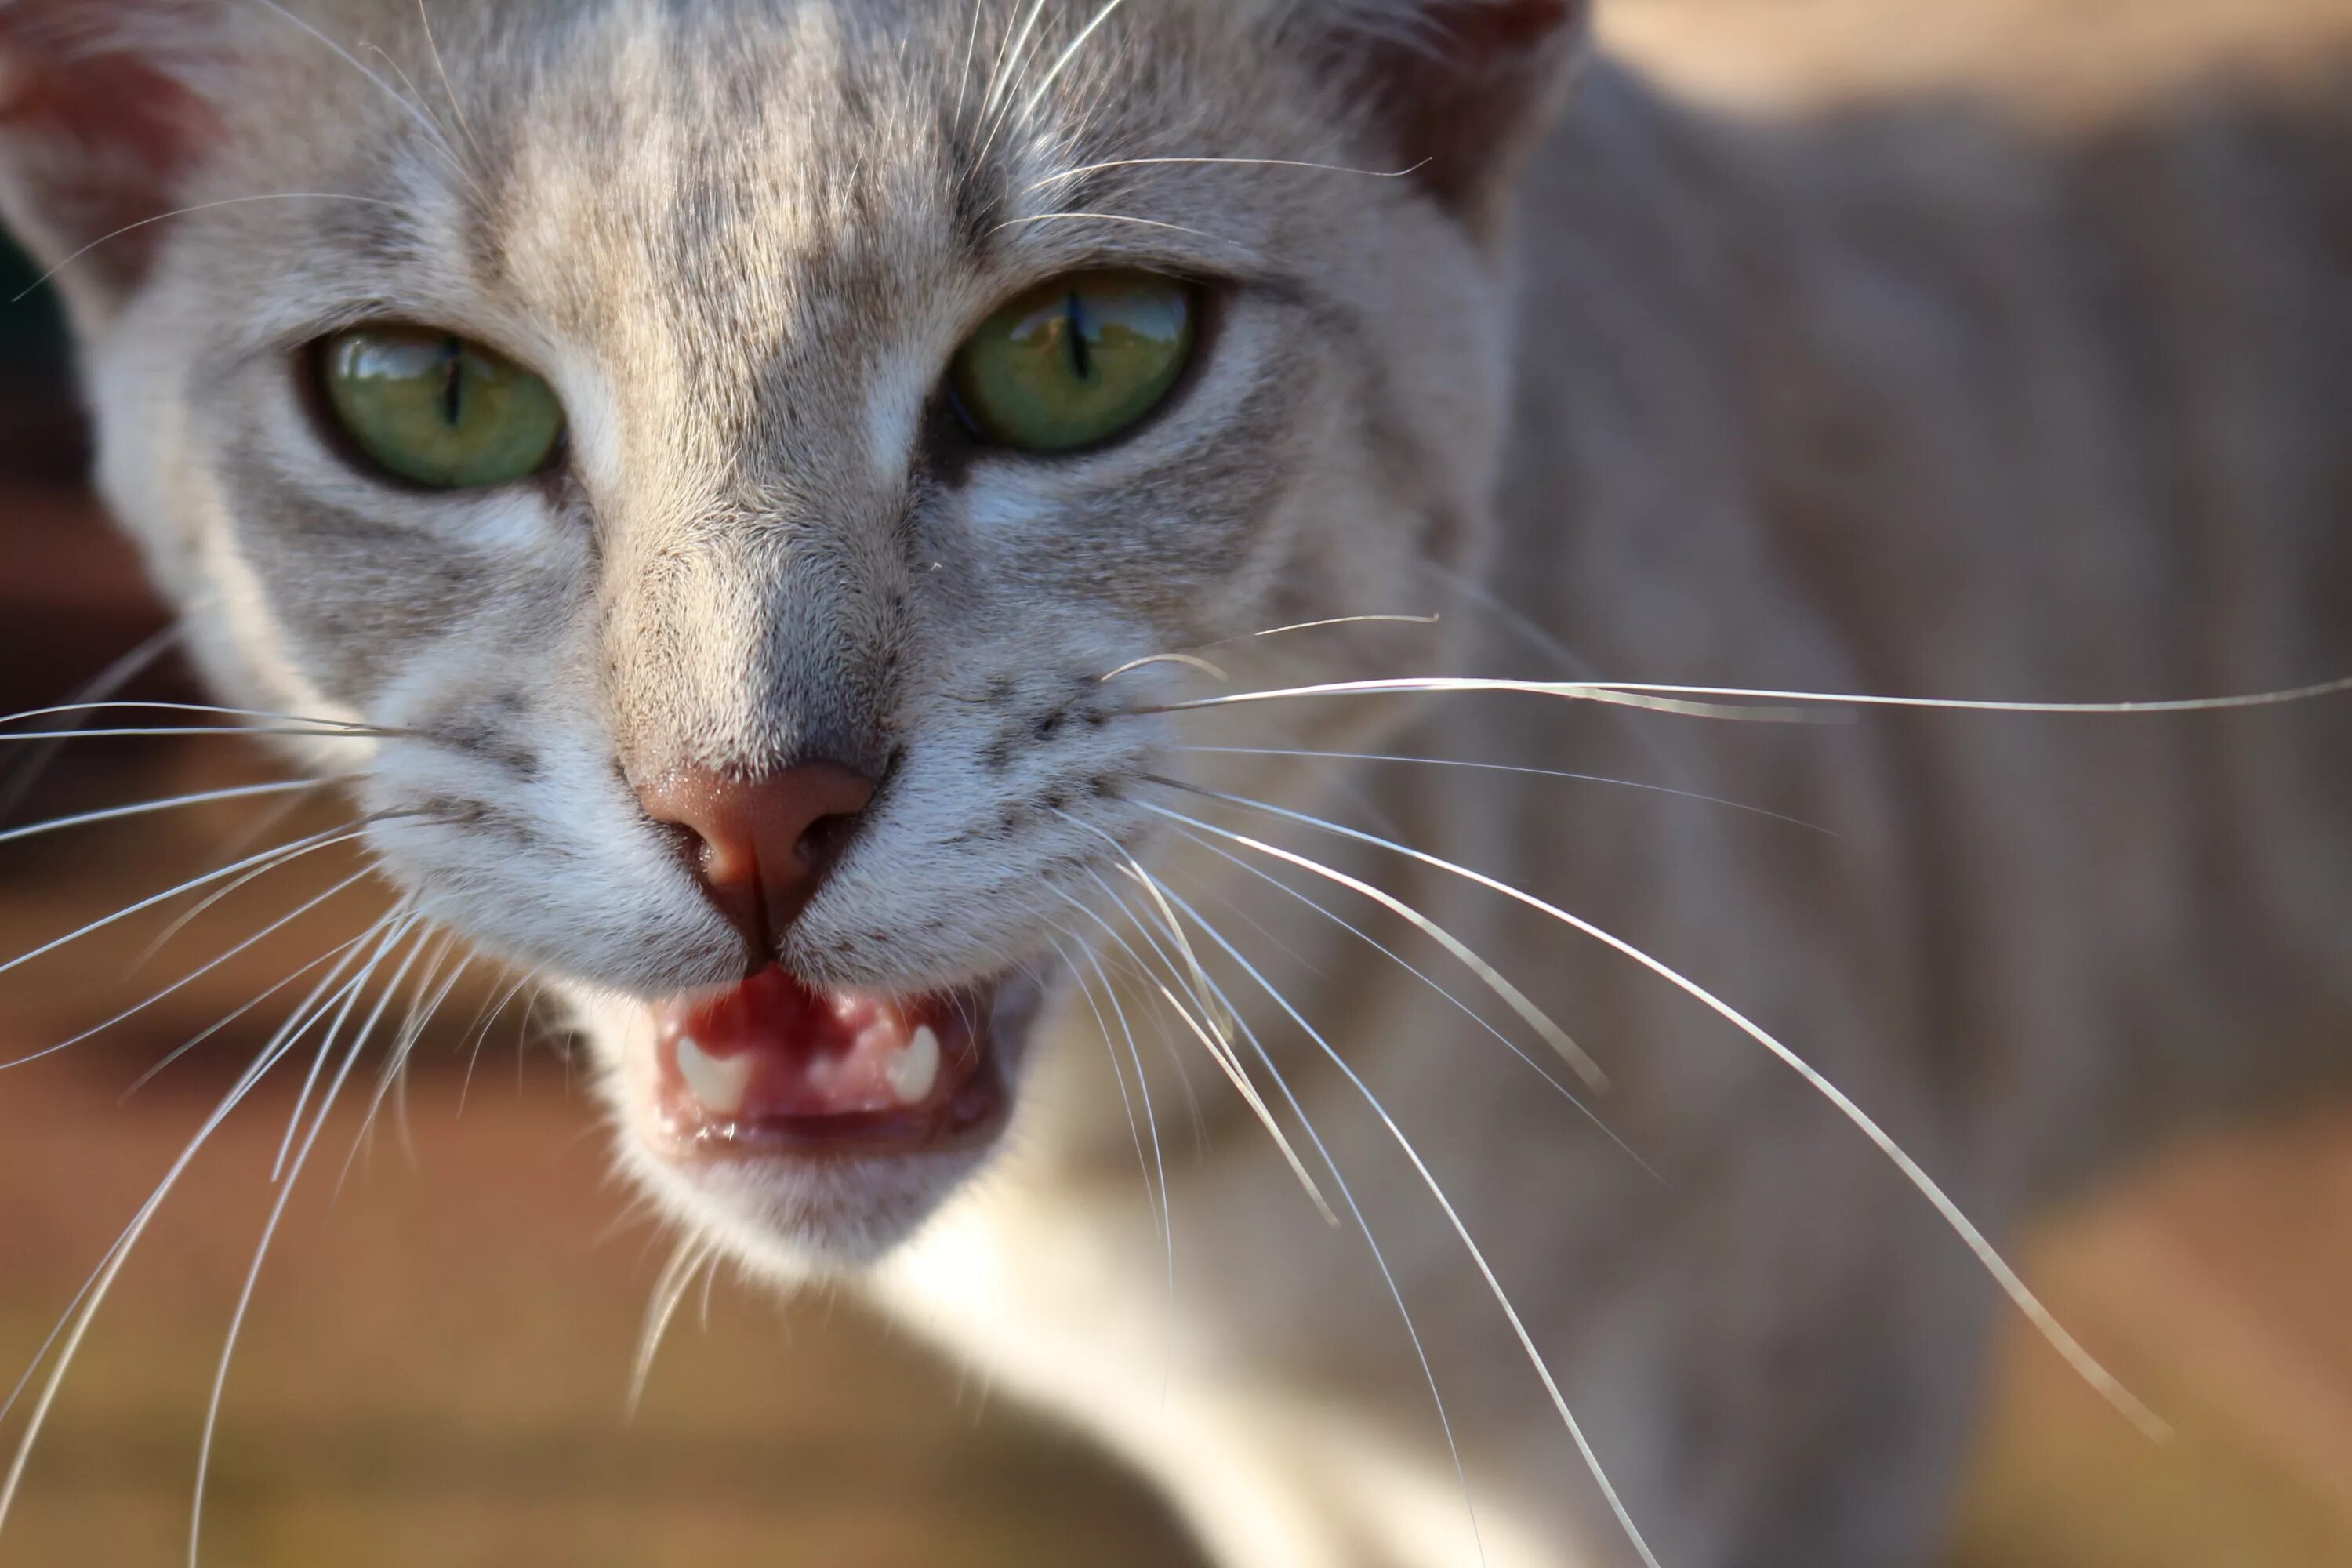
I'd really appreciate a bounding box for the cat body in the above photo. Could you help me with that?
[1,3,2347,1566]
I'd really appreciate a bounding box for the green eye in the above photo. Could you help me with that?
[321,326,566,490]
[950,270,1196,454]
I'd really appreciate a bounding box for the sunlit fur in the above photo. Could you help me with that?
[2,2,2349,1565]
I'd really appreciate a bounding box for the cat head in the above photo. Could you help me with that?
[0,0,1586,1265]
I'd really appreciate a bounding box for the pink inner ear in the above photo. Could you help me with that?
[0,5,223,292]
[1367,0,1584,226]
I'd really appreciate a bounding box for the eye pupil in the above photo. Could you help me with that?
[950,270,1196,456]
[320,325,566,490]
[1064,292,1092,381]
[438,337,465,429]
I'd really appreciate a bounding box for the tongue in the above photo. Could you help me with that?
[652,967,970,1125]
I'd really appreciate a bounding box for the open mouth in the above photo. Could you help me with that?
[648,965,1010,1157]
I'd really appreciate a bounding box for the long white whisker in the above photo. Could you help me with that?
[1179,745,1834,835]
[123,926,389,1098]
[190,912,423,1568]
[1025,157,1426,194]
[1048,931,1167,1250]
[1052,878,1335,1225]
[1014,0,1133,126]
[1140,677,1813,723]
[628,1240,714,1420]
[247,0,477,187]
[1149,779,2171,1440]
[0,909,403,1541]
[1062,931,1176,1335]
[1134,880,1494,1567]
[0,825,372,982]
[984,211,1249,249]
[273,917,428,1181]
[2,868,373,1073]
[0,778,343,851]
[340,939,474,1192]
[951,0,988,129]
[1153,878,1648,1568]
[1142,799,1604,1090]
[1143,671,2352,721]
[0,626,180,821]
[13,194,403,301]
[977,0,1051,129]
[413,0,488,166]
[0,701,389,734]
[1159,819,1661,1183]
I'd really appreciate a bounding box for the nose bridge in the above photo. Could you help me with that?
[604,502,905,786]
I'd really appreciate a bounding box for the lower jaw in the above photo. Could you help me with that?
[654,1058,1012,1161]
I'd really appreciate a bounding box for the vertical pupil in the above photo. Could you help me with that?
[437,336,466,428]
[1063,291,1093,380]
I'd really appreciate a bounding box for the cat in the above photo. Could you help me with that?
[1,1,2347,1564]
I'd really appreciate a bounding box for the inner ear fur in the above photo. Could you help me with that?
[1324,0,1590,235]
[0,0,227,314]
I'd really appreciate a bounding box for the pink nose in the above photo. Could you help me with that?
[637,762,878,957]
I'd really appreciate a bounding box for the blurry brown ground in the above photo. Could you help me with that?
[5,4,2352,1565]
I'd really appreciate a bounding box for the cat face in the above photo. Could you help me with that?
[0,0,1580,1265]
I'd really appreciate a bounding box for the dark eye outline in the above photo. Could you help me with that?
[941,271,1217,461]
[302,325,572,495]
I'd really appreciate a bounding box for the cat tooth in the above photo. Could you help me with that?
[887,1025,942,1107]
[674,1034,754,1119]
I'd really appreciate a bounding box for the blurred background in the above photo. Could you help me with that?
[2,3,2349,1565]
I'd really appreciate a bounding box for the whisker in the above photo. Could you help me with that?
[1048,931,1170,1255]
[1142,799,1605,1091]
[13,194,405,302]
[1137,670,2352,723]
[0,726,393,743]
[1051,878,1335,1225]
[272,916,425,1181]
[1013,0,1133,127]
[1150,877,1650,1568]
[984,212,1251,250]
[0,866,373,1074]
[1159,820,1661,1183]
[1132,676,1817,723]
[0,701,392,734]
[247,0,478,190]
[1178,745,1834,836]
[122,924,390,1099]
[0,776,346,852]
[0,906,408,1541]
[1099,652,1229,684]
[0,823,376,982]
[191,910,423,1568]
[135,809,376,970]
[1127,878,1496,1567]
[950,0,987,130]
[0,626,180,822]
[1149,776,2172,1441]
[1025,156,1428,194]
[340,937,474,1192]
[1059,930,1176,1333]
[412,0,488,167]
[628,1239,715,1420]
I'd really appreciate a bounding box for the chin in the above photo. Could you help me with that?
[569,966,1052,1272]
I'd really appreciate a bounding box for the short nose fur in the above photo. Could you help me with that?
[637,762,878,960]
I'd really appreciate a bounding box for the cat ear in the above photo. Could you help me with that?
[1319,0,1589,233]
[0,1,229,320]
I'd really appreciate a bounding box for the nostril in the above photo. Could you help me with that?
[634,760,880,957]
[797,810,863,874]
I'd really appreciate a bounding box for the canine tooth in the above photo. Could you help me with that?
[675,1034,754,1118]
[887,1025,942,1106]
